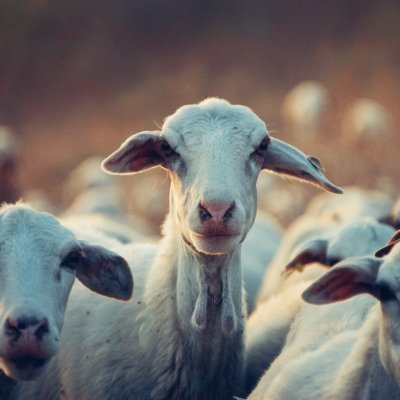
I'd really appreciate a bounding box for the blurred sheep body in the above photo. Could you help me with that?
[257,186,394,303]
[281,81,329,137]
[248,233,400,400]
[63,157,153,242]
[0,203,133,386]
[63,156,115,203]
[306,185,393,224]
[256,174,310,226]
[14,98,342,400]
[256,215,334,303]
[342,98,393,144]
[244,217,394,395]
[241,212,283,312]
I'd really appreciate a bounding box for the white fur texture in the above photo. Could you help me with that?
[241,212,282,312]
[248,243,400,399]
[244,217,394,394]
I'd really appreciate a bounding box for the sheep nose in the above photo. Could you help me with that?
[199,200,235,222]
[5,315,49,341]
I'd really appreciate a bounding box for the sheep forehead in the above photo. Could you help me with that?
[162,98,267,151]
[0,205,76,261]
[328,220,389,258]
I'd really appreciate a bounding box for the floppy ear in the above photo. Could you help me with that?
[263,137,343,194]
[302,256,382,305]
[283,239,328,275]
[101,130,172,175]
[375,230,400,258]
[64,243,133,300]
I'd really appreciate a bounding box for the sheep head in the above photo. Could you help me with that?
[103,98,342,256]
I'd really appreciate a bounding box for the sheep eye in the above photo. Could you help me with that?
[161,142,172,152]
[258,138,270,151]
[61,249,83,270]
[251,137,270,161]
[160,140,179,158]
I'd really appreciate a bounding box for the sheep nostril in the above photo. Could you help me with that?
[5,316,49,340]
[5,320,20,340]
[199,204,213,221]
[223,204,235,221]
[199,201,235,222]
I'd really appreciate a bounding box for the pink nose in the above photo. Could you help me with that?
[5,315,49,341]
[199,200,235,222]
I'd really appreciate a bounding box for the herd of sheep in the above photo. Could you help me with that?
[0,94,398,400]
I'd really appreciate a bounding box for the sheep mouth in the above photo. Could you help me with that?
[190,231,242,254]
[1,354,50,380]
[192,232,240,242]
[10,356,47,370]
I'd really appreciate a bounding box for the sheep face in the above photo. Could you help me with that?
[285,219,394,274]
[0,205,133,381]
[103,98,342,255]
[163,100,270,255]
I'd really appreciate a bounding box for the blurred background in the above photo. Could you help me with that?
[0,0,399,231]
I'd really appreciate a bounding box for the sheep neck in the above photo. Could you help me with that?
[327,306,399,400]
[145,214,245,400]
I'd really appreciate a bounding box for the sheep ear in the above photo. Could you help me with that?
[101,131,167,175]
[74,242,133,300]
[302,256,382,305]
[283,239,328,275]
[375,230,400,258]
[263,137,343,194]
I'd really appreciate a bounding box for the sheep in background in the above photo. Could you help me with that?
[62,156,126,220]
[242,212,283,313]
[244,217,394,395]
[125,172,170,233]
[248,231,400,400]
[256,174,311,226]
[0,203,133,386]
[305,185,393,224]
[62,156,152,243]
[281,81,330,138]
[342,98,393,145]
[63,155,162,237]
[14,98,342,400]
[256,214,335,304]
[62,156,115,203]
[0,126,20,203]
[62,188,149,244]
[257,186,394,303]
